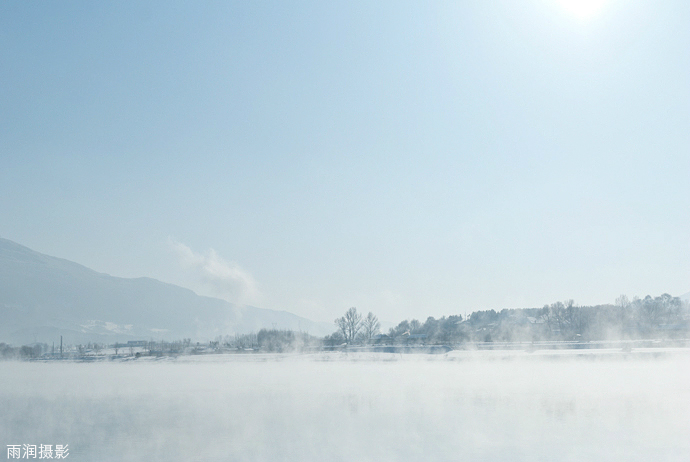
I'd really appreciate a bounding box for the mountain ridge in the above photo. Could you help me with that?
[0,238,333,344]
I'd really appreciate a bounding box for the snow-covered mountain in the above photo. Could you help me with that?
[0,238,333,344]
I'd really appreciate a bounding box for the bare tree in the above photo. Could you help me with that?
[335,307,363,343]
[641,295,664,326]
[409,319,422,333]
[361,312,381,342]
[615,294,630,308]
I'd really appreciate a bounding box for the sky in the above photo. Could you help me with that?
[1,0,688,324]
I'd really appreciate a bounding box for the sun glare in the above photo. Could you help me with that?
[556,0,608,19]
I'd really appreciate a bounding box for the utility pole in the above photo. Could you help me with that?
[60,335,63,358]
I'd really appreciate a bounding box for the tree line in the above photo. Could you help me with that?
[2,294,687,360]
[328,293,689,345]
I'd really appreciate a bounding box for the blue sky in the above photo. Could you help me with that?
[1,0,688,323]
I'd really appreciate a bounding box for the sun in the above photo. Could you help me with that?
[555,0,608,19]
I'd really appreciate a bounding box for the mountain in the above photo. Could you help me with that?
[0,238,333,345]
[680,292,690,302]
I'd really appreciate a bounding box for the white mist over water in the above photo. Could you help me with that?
[1,352,689,461]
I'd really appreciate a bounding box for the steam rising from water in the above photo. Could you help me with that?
[168,238,260,304]
[1,352,689,461]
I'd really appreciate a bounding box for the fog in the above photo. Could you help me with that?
[1,352,689,461]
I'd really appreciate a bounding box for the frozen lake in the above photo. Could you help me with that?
[2,350,689,461]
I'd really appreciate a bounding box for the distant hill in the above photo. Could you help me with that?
[680,292,690,302]
[0,238,333,345]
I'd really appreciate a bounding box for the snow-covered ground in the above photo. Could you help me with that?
[1,351,689,461]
